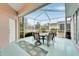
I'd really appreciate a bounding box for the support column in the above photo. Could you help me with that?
[18,17,20,39]
[64,17,67,38]
[33,19,36,32]
[23,16,25,38]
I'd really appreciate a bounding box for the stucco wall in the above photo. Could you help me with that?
[0,3,18,48]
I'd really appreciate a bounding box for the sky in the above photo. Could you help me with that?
[24,3,65,25]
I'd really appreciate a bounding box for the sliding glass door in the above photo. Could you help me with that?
[77,10,79,44]
[73,13,77,43]
[72,10,79,44]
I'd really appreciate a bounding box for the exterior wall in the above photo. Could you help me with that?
[50,24,59,29]
[0,3,18,48]
[57,32,64,38]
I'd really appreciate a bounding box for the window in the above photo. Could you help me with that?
[19,17,24,38]
[60,24,64,32]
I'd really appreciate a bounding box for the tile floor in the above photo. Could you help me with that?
[1,36,79,56]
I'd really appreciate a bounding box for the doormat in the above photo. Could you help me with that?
[16,41,48,56]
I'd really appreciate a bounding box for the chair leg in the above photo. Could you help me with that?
[52,37,56,47]
[35,40,41,46]
[52,40,54,46]
[43,39,44,44]
[47,42,49,47]
[52,38,54,46]
[47,40,50,47]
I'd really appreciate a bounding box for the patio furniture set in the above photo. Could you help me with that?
[33,32,56,47]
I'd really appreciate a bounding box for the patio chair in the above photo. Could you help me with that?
[47,32,55,47]
[33,32,41,46]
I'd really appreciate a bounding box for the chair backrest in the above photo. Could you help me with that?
[33,32,40,40]
[48,32,54,40]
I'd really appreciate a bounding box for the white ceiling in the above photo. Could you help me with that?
[8,3,47,16]
[8,3,45,11]
[8,3,24,11]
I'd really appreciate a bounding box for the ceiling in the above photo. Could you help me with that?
[8,3,48,17]
[8,3,24,11]
[8,3,45,11]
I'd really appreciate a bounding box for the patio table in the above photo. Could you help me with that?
[39,33,48,44]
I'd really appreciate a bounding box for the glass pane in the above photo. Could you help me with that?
[19,17,24,38]
[73,13,77,43]
[20,32,24,38]
[77,10,79,44]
